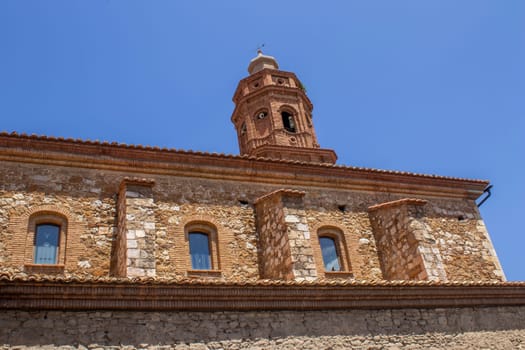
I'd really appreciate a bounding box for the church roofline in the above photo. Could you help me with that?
[0,131,489,199]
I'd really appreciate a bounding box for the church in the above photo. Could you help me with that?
[0,51,524,349]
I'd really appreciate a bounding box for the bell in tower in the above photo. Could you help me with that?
[231,51,337,164]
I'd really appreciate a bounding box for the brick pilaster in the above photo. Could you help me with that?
[113,178,156,278]
[368,199,447,282]
[255,189,317,281]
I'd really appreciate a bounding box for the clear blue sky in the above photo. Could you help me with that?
[1,1,523,280]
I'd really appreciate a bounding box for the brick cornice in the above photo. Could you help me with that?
[232,69,312,109]
[0,132,489,199]
[1,277,524,311]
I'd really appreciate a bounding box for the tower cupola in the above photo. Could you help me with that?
[231,51,337,164]
[248,50,279,74]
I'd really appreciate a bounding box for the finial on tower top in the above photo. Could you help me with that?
[248,47,278,75]
[256,43,265,55]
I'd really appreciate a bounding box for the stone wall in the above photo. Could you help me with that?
[415,197,504,282]
[117,179,157,278]
[306,208,383,280]
[0,160,505,282]
[1,306,524,349]
[281,193,318,280]
[254,190,293,280]
[0,163,117,277]
[254,190,318,281]
[368,199,448,281]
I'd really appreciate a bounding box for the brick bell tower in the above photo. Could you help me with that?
[231,51,337,164]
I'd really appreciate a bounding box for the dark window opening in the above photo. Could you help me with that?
[319,236,341,271]
[281,111,296,133]
[189,232,211,270]
[34,224,60,264]
[338,205,346,213]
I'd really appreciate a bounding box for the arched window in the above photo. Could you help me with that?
[34,224,60,264]
[189,232,211,270]
[21,210,69,274]
[314,226,353,277]
[319,236,341,271]
[281,111,297,133]
[184,222,220,274]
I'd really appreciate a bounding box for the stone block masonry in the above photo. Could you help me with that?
[0,158,505,282]
[368,199,448,281]
[113,178,157,278]
[255,189,317,281]
[1,306,524,349]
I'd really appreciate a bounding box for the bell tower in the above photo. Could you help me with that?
[231,51,337,164]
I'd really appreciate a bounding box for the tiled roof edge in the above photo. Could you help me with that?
[0,131,489,184]
[0,272,520,287]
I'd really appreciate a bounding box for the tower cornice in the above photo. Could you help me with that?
[232,69,309,105]
[231,84,313,124]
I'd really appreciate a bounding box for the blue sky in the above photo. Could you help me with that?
[1,1,523,280]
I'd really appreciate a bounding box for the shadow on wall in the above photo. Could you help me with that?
[1,307,525,348]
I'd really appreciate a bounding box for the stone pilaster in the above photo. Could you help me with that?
[255,189,317,281]
[113,178,156,278]
[368,198,447,282]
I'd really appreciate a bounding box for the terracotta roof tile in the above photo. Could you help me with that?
[0,271,522,287]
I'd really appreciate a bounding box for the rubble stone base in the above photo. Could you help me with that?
[1,306,524,349]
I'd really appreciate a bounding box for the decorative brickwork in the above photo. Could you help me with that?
[306,212,383,281]
[231,52,337,163]
[171,215,235,277]
[6,203,86,273]
[2,274,525,310]
[310,223,354,278]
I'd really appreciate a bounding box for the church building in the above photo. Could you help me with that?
[0,52,523,349]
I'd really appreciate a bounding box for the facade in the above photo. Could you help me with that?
[1,52,524,349]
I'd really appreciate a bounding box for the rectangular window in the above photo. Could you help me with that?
[189,232,211,270]
[319,236,341,271]
[34,224,60,264]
